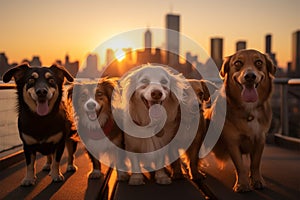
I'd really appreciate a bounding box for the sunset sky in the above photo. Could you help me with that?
[0,0,299,70]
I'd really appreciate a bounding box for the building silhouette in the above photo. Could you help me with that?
[236,41,246,51]
[77,54,100,78]
[265,34,278,67]
[64,54,79,77]
[211,37,223,69]
[0,53,10,79]
[290,30,300,77]
[145,28,152,49]
[166,14,180,66]
[30,56,42,67]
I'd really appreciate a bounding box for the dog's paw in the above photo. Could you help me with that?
[66,164,78,172]
[233,182,252,193]
[128,174,145,185]
[155,171,172,185]
[42,163,51,171]
[117,171,129,182]
[251,177,266,190]
[156,176,172,185]
[21,176,37,186]
[50,172,64,182]
[88,170,103,179]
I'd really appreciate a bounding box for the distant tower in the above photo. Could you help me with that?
[30,56,42,67]
[265,34,272,54]
[86,54,98,72]
[291,30,300,77]
[265,34,278,67]
[166,13,180,65]
[144,28,152,49]
[236,41,246,51]
[211,37,223,69]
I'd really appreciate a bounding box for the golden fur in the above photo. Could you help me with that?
[206,49,276,192]
[118,65,189,185]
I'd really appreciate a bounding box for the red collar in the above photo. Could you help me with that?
[102,118,114,136]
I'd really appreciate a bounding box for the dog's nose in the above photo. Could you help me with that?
[244,72,256,82]
[36,88,48,97]
[151,90,163,100]
[86,102,96,110]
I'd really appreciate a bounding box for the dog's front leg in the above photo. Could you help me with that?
[65,139,78,172]
[155,155,171,184]
[21,148,37,186]
[42,155,52,171]
[250,140,265,190]
[128,156,144,185]
[228,145,251,192]
[49,144,64,182]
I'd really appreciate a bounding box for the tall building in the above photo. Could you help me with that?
[291,30,300,77]
[211,37,223,69]
[236,41,246,51]
[266,34,272,54]
[166,14,180,65]
[144,28,152,49]
[265,34,278,67]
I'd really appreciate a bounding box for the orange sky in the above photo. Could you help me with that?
[0,0,299,70]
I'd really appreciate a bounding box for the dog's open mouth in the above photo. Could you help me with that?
[142,96,162,109]
[36,100,49,116]
[234,76,259,103]
[241,83,259,102]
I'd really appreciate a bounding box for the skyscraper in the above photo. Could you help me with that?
[211,37,223,69]
[266,34,272,54]
[291,30,300,77]
[144,28,152,49]
[236,41,246,51]
[265,34,277,67]
[166,14,180,65]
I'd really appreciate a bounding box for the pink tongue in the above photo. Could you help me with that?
[37,101,49,116]
[241,86,258,102]
[149,104,163,119]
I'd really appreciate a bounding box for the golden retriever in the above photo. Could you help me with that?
[67,77,128,180]
[206,49,276,192]
[116,65,190,185]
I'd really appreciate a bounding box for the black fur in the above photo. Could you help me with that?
[2,63,77,185]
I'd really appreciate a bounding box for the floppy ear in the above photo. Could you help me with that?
[200,80,210,102]
[2,63,29,83]
[219,56,231,79]
[49,64,74,82]
[169,73,188,102]
[100,77,118,101]
[264,54,276,76]
[67,84,74,100]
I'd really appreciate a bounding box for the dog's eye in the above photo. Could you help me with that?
[255,60,263,69]
[141,78,150,84]
[48,78,55,85]
[28,78,35,85]
[160,79,168,85]
[234,60,243,69]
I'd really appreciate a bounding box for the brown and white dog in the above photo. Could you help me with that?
[206,49,276,192]
[117,65,189,185]
[67,77,127,180]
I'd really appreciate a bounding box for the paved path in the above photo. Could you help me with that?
[0,143,299,200]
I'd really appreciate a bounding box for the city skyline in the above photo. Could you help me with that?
[0,0,299,69]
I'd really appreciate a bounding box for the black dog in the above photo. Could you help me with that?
[3,63,78,186]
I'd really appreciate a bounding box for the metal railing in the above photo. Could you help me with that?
[273,78,300,137]
[0,78,299,153]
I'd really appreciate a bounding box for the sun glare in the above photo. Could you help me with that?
[105,37,135,62]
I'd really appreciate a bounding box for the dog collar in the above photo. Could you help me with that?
[102,118,114,136]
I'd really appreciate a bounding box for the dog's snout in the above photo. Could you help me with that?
[86,101,96,110]
[244,72,256,82]
[151,90,163,100]
[36,88,48,97]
